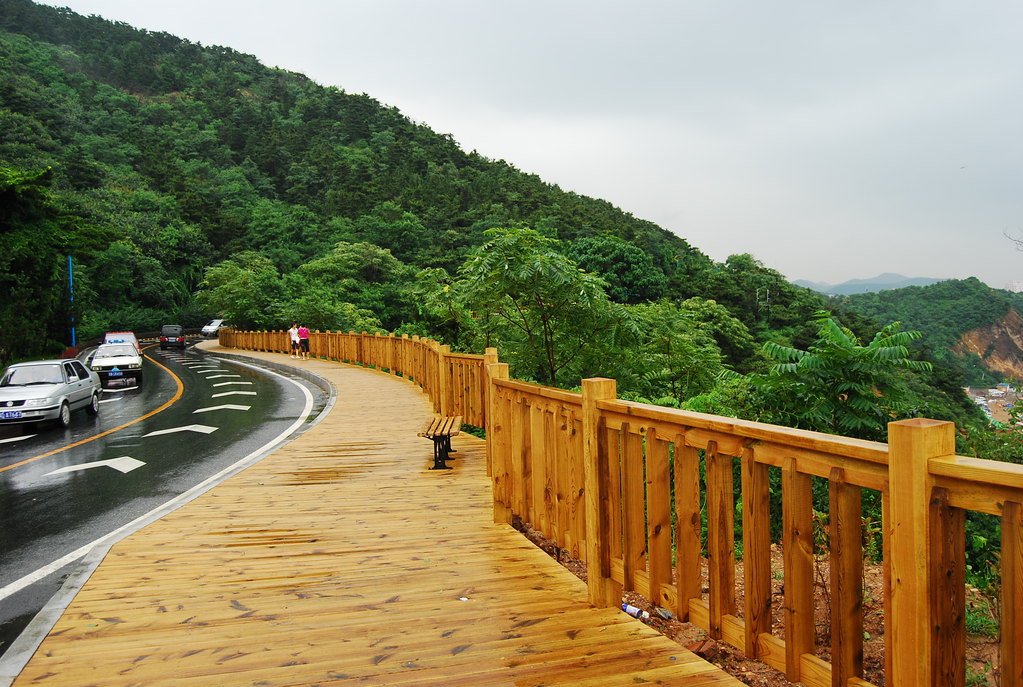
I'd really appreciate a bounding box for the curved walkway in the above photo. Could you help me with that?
[12,344,739,686]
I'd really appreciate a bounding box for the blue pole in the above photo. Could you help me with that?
[68,255,76,348]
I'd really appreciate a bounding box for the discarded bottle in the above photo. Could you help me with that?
[621,603,650,619]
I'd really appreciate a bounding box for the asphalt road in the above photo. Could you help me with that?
[0,344,328,661]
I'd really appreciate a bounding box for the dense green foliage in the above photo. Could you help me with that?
[753,312,931,440]
[0,0,1004,454]
[0,0,714,348]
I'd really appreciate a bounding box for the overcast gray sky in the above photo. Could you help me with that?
[39,1,1023,288]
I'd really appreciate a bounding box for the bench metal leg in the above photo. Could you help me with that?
[430,436,453,470]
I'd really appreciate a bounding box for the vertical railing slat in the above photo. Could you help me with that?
[742,445,771,658]
[706,441,735,639]
[929,487,965,687]
[782,456,814,681]
[528,401,547,533]
[622,424,646,592]
[675,439,701,622]
[646,429,672,609]
[829,467,864,686]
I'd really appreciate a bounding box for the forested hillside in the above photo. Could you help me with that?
[834,278,1023,386]
[0,0,1003,450]
[0,0,720,344]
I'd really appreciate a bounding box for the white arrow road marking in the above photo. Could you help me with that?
[142,424,218,437]
[212,381,253,387]
[193,404,252,413]
[45,456,145,476]
[0,434,36,444]
[212,390,258,398]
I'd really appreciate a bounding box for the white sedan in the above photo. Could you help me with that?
[0,359,102,428]
[90,343,144,386]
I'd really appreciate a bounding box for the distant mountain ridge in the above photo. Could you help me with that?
[794,273,945,295]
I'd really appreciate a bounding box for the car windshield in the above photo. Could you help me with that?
[95,345,135,359]
[2,364,63,386]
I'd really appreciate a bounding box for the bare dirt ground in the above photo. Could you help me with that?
[513,519,1003,687]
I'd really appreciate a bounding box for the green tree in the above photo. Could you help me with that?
[458,226,636,386]
[566,234,667,303]
[676,297,757,371]
[295,241,413,330]
[624,300,726,406]
[195,251,284,329]
[752,311,932,439]
[0,166,89,361]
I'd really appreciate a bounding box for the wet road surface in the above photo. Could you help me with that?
[0,344,326,659]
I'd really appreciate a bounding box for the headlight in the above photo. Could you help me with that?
[128,363,141,369]
[25,398,52,407]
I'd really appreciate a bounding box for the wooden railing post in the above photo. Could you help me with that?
[1003,501,1023,687]
[482,347,499,443]
[888,418,957,687]
[438,344,451,416]
[488,361,510,523]
[582,377,621,609]
[400,333,409,378]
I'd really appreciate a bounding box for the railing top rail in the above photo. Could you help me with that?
[599,397,891,465]
[931,454,1023,490]
[445,352,487,362]
[493,376,582,404]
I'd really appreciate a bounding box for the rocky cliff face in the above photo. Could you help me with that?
[955,309,1023,381]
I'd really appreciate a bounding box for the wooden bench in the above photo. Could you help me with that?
[418,415,461,470]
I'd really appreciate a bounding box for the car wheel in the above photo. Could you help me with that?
[86,392,100,416]
[136,372,144,386]
[56,401,71,428]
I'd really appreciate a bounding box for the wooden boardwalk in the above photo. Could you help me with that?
[13,346,741,686]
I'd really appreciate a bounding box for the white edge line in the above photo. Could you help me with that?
[0,360,322,679]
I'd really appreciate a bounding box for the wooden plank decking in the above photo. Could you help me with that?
[13,345,741,686]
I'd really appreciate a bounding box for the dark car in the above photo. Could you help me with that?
[160,324,186,349]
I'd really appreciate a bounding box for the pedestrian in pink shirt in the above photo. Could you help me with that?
[297,324,311,360]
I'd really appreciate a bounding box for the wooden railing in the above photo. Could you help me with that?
[219,329,495,428]
[219,330,1023,687]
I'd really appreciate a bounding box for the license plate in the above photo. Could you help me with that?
[108,370,123,377]
[2,410,22,419]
